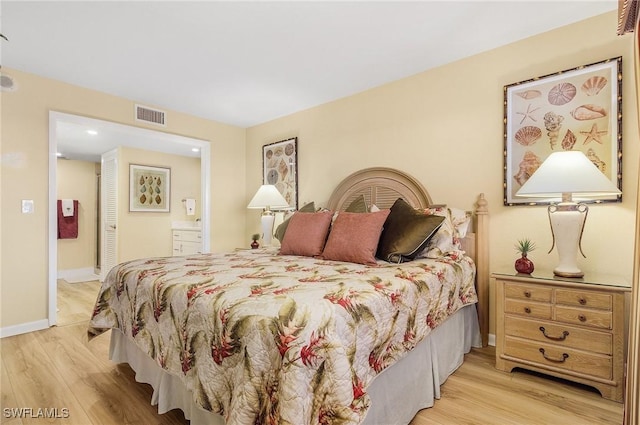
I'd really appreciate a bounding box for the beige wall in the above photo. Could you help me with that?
[118,147,201,262]
[56,159,98,271]
[1,69,246,330]
[246,12,640,334]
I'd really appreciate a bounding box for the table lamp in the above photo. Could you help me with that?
[516,151,621,278]
[247,185,290,246]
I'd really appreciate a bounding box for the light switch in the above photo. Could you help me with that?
[21,200,34,214]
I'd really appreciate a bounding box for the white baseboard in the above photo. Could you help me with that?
[58,267,100,283]
[488,333,496,347]
[0,319,49,338]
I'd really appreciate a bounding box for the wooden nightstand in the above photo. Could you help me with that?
[493,270,631,402]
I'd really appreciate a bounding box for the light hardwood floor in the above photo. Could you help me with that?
[56,279,102,326]
[0,282,624,425]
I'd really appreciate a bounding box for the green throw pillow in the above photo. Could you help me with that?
[376,198,445,263]
[344,194,368,213]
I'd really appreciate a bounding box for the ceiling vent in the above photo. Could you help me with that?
[135,104,166,126]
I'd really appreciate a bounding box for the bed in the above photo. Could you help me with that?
[88,167,489,425]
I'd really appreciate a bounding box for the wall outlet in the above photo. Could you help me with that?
[21,200,34,214]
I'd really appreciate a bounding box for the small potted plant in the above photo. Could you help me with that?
[514,238,536,274]
[250,233,260,249]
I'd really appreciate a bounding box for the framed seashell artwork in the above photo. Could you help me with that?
[129,164,171,212]
[262,137,298,210]
[503,57,622,206]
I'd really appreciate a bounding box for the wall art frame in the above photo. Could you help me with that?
[503,56,622,206]
[129,164,171,212]
[262,137,298,210]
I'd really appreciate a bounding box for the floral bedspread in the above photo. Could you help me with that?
[88,248,477,425]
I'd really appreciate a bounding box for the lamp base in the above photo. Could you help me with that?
[548,202,587,279]
[260,211,275,247]
[553,268,584,278]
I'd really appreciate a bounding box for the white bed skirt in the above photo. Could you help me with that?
[109,304,481,425]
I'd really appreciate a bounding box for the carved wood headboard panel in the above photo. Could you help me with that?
[326,167,433,211]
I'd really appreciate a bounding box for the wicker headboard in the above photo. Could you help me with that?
[325,166,489,347]
[326,167,433,211]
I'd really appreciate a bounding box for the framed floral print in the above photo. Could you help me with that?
[503,57,622,206]
[263,137,298,210]
[129,164,171,212]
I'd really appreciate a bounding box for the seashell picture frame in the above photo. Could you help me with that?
[503,57,622,206]
[262,137,298,210]
[129,164,171,212]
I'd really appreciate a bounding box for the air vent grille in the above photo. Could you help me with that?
[135,104,166,126]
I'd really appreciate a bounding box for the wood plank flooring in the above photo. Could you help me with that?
[56,279,101,326]
[1,282,624,425]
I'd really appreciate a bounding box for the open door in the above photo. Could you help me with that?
[100,149,118,281]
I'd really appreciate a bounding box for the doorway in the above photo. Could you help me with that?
[48,111,211,326]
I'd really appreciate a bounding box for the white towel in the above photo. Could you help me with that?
[185,198,196,216]
[62,199,74,217]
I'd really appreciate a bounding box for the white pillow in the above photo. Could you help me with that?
[417,206,471,258]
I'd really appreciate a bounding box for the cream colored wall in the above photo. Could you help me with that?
[246,12,640,335]
[118,147,201,262]
[56,159,98,270]
[0,69,246,330]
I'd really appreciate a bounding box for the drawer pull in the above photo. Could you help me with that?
[539,327,569,341]
[539,348,569,363]
[524,307,531,314]
[578,314,587,322]
[579,298,587,305]
[524,291,531,298]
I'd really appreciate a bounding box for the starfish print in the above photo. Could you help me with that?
[516,103,540,125]
[580,123,607,145]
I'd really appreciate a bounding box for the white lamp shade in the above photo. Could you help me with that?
[516,151,621,198]
[247,185,289,209]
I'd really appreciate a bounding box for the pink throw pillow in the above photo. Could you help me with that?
[280,211,333,257]
[321,210,391,265]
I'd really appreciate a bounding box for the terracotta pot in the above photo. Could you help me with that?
[251,240,259,249]
[515,254,534,274]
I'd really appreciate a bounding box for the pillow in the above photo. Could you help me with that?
[274,202,315,243]
[418,206,471,258]
[344,195,368,213]
[279,211,333,257]
[376,198,445,263]
[321,210,390,265]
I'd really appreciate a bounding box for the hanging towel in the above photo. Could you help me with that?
[58,199,79,239]
[185,198,196,216]
[61,199,74,217]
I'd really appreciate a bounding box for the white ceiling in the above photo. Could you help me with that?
[1,1,618,160]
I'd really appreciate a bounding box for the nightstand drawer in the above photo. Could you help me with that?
[504,336,612,380]
[505,299,552,320]
[555,289,612,310]
[555,306,612,329]
[505,283,552,302]
[504,316,612,355]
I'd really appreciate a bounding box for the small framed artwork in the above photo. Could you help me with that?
[503,57,622,206]
[129,164,171,212]
[263,137,298,210]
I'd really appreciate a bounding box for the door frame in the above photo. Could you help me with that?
[48,111,211,326]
